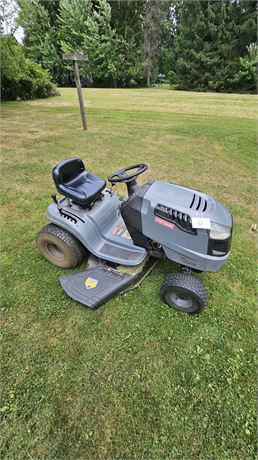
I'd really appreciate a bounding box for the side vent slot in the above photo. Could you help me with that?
[190,193,208,212]
[190,194,195,208]
[154,204,196,235]
[60,210,77,224]
[196,196,202,210]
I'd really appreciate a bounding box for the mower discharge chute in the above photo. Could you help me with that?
[37,157,232,314]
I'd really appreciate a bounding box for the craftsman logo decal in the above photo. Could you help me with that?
[154,216,175,229]
[85,277,98,290]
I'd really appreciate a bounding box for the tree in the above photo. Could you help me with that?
[157,1,177,79]
[10,0,257,92]
[59,0,127,87]
[58,0,94,83]
[232,43,257,93]
[108,0,145,85]
[167,0,257,92]
[18,0,64,84]
[91,0,127,87]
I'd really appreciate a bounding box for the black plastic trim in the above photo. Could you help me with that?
[154,204,197,235]
[207,235,232,257]
[121,180,155,250]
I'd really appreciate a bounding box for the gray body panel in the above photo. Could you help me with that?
[47,190,147,266]
[46,181,232,272]
[141,181,232,272]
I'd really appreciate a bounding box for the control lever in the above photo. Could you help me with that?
[51,193,62,215]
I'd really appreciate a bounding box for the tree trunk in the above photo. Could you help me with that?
[144,0,162,87]
[146,60,151,87]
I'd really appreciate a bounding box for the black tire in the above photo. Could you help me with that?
[36,224,87,268]
[160,272,208,314]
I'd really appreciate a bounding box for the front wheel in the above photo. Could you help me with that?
[160,272,208,314]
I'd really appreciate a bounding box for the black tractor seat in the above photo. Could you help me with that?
[52,157,106,207]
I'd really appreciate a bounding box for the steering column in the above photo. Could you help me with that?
[108,163,148,196]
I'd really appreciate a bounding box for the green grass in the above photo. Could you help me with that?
[1,88,257,459]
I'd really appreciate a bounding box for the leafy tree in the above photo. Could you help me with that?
[59,0,127,87]
[5,0,257,92]
[58,0,93,53]
[18,0,64,84]
[58,0,94,83]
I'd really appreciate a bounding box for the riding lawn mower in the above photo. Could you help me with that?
[36,157,232,314]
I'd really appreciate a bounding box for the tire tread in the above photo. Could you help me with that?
[160,272,208,313]
[37,224,86,267]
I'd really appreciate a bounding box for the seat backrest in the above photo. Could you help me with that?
[52,157,85,187]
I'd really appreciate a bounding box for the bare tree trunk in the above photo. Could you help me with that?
[144,0,162,87]
[146,39,151,87]
[147,72,151,87]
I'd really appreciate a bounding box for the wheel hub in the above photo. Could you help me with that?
[46,243,65,261]
[170,292,193,309]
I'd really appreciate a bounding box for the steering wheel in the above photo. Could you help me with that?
[108,163,148,184]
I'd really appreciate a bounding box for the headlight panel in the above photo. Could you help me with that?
[209,222,231,240]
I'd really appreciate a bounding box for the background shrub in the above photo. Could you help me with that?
[1,36,57,101]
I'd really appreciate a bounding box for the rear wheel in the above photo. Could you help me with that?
[36,224,87,268]
[160,272,208,314]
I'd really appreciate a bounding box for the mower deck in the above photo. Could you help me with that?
[60,257,159,309]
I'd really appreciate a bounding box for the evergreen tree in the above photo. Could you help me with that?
[168,0,257,92]
[91,0,127,87]
[156,0,176,79]
[58,0,93,54]
[232,42,257,92]
[109,0,145,85]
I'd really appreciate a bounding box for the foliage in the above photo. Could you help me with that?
[109,0,146,85]
[58,0,93,84]
[1,35,56,100]
[232,43,257,93]
[18,0,64,84]
[168,0,257,93]
[4,0,258,92]
[59,0,131,87]
[90,0,127,86]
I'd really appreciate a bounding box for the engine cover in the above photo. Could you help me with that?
[122,180,232,272]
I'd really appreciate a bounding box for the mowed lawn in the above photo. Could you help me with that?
[1,88,257,459]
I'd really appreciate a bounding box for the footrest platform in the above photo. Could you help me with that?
[60,258,158,309]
